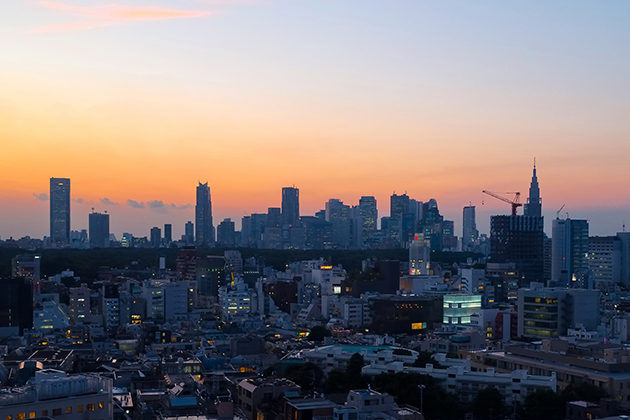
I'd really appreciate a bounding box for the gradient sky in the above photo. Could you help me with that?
[1,0,629,240]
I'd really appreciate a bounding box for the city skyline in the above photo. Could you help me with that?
[2,1,630,239]
[0,170,628,241]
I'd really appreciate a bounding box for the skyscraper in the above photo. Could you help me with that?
[195,182,214,246]
[524,161,542,218]
[390,193,410,220]
[89,212,110,248]
[164,224,172,244]
[462,205,479,251]
[490,215,544,286]
[281,187,300,227]
[150,227,161,248]
[358,196,377,248]
[50,177,70,246]
[552,218,590,287]
[325,199,351,249]
[184,221,194,244]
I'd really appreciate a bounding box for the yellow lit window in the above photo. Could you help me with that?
[17,414,25,420]
[87,404,95,412]
[6,416,12,420]
[98,402,104,409]
[77,405,83,412]
[29,414,35,419]
[66,407,72,414]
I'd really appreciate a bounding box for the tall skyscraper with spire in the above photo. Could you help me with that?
[524,160,542,218]
[195,182,214,247]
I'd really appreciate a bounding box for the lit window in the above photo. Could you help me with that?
[98,402,104,409]
[77,405,83,413]
[66,407,72,414]
[16,415,25,420]
[29,414,35,419]
[87,404,95,412]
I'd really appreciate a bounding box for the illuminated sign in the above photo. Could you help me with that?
[411,322,427,330]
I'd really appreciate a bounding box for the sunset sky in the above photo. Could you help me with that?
[1,1,629,240]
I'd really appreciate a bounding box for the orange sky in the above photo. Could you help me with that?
[2,1,630,239]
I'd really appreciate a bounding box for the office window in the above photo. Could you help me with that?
[16,415,25,420]
[52,409,61,416]
[5,416,12,420]
[29,414,35,419]
[41,411,48,417]
[66,407,72,414]
[87,403,95,411]
[78,405,83,412]
[98,402,104,409]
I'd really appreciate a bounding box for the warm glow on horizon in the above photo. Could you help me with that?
[2,1,630,239]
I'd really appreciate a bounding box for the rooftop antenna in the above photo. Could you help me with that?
[534,157,536,169]
[624,222,626,232]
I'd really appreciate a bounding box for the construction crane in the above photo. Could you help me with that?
[556,204,566,219]
[482,191,522,216]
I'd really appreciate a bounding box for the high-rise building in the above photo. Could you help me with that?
[524,162,542,218]
[88,212,110,248]
[409,234,430,275]
[150,227,161,248]
[390,193,410,221]
[185,221,194,244]
[552,218,590,288]
[325,199,351,249]
[164,223,172,244]
[195,182,214,246]
[281,187,300,227]
[490,215,544,286]
[589,236,621,290]
[217,218,236,248]
[50,177,70,246]
[358,196,377,248]
[462,206,479,251]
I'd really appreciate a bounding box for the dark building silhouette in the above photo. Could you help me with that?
[50,177,70,246]
[150,227,161,248]
[184,221,194,244]
[195,182,214,246]
[281,187,300,227]
[89,212,110,248]
[369,294,443,334]
[0,278,33,336]
[164,224,172,244]
[217,218,236,248]
[490,215,544,286]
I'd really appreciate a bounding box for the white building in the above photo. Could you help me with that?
[302,345,418,374]
[0,370,112,420]
[34,299,70,331]
[219,278,252,321]
[361,358,556,404]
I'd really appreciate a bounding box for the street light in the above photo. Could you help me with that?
[418,384,426,414]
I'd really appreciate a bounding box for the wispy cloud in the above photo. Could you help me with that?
[101,198,119,206]
[170,203,193,210]
[127,199,145,208]
[32,1,213,33]
[33,193,49,201]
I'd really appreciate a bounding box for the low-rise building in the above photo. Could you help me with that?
[361,358,556,404]
[302,345,418,374]
[0,370,113,420]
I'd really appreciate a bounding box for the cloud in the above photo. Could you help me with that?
[101,198,119,206]
[72,198,86,204]
[33,193,49,201]
[170,203,193,210]
[32,2,213,33]
[127,199,145,208]
[148,200,165,209]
